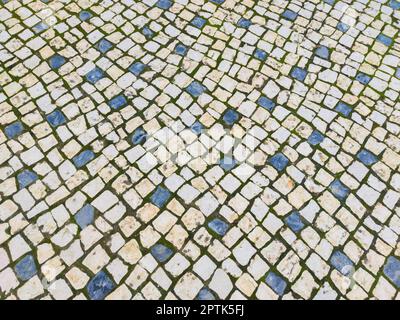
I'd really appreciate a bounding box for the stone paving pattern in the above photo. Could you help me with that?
[0,0,400,300]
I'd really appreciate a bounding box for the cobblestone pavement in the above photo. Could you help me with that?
[0,0,400,300]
